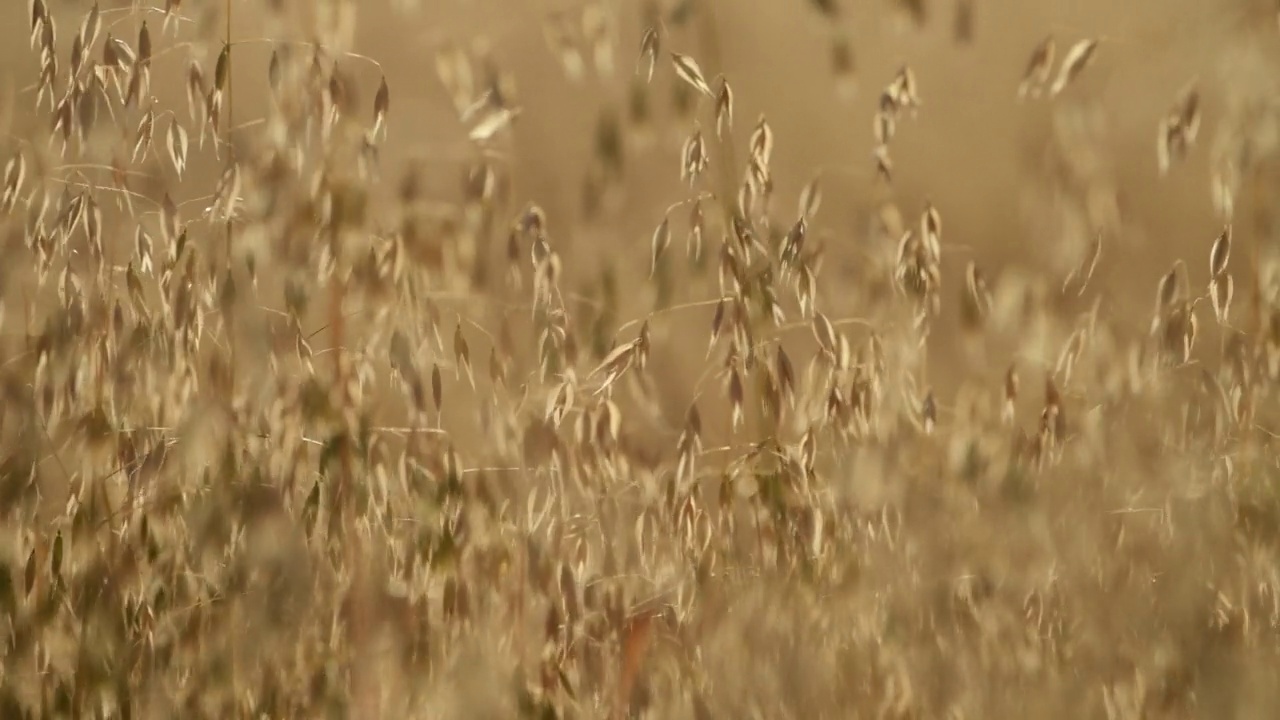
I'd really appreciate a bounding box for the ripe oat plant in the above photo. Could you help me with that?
[3,0,1280,718]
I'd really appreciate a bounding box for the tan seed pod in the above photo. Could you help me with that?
[714,77,734,138]
[432,363,444,413]
[214,43,230,92]
[1,152,26,213]
[636,320,652,371]
[922,390,937,435]
[708,298,726,358]
[1176,84,1201,142]
[1210,272,1233,325]
[797,262,816,317]
[963,261,992,325]
[749,115,774,166]
[468,105,521,143]
[489,347,510,393]
[681,127,707,186]
[1209,224,1231,277]
[1018,35,1055,99]
[1156,264,1180,313]
[80,2,101,54]
[637,26,660,83]
[888,64,920,110]
[454,322,474,389]
[873,109,895,146]
[268,49,283,100]
[163,0,182,34]
[71,30,86,79]
[728,368,744,432]
[921,202,942,263]
[780,217,807,268]
[650,214,671,277]
[687,200,704,261]
[799,174,822,220]
[186,61,206,124]
[670,52,712,97]
[165,118,188,178]
[161,192,178,244]
[776,346,796,406]
[873,144,893,183]
[813,312,837,357]
[132,104,154,163]
[1049,38,1098,97]
[1003,363,1018,423]
[589,338,638,395]
[373,75,390,136]
[389,329,415,385]
[1063,232,1103,296]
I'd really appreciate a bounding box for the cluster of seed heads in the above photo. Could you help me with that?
[5,1,1280,718]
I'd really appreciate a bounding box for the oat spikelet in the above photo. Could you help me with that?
[1063,232,1103,296]
[799,174,822,220]
[431,363,444,414]
[728,368,745,432]
[373,75,390,138]
[1209,224,1231,278]
[670,52,712,97]
[1,152,26,213]
[708,298,726,358]
[650,214,671,277]
[714,77,734,139]
[749,115,774,166]
[687,199,704,261]
[1210,273,1233,326]
[1157,83,1201,175]
[454,322,474,389]
[79,2,101,57]
[681,126,708,186]
[637,26,660,83]
[1049,38,1099,97]
[812,312,838,359]
[1003,363,1019,424]
[921,389,937,435]
[1018,35,1055,99]
[165,118,189,178]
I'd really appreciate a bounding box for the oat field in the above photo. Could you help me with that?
[3,0,1280,718]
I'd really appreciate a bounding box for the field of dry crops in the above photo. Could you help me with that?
[4,0,1280,717]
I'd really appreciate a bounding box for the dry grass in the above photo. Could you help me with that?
[3,0,1280,718]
